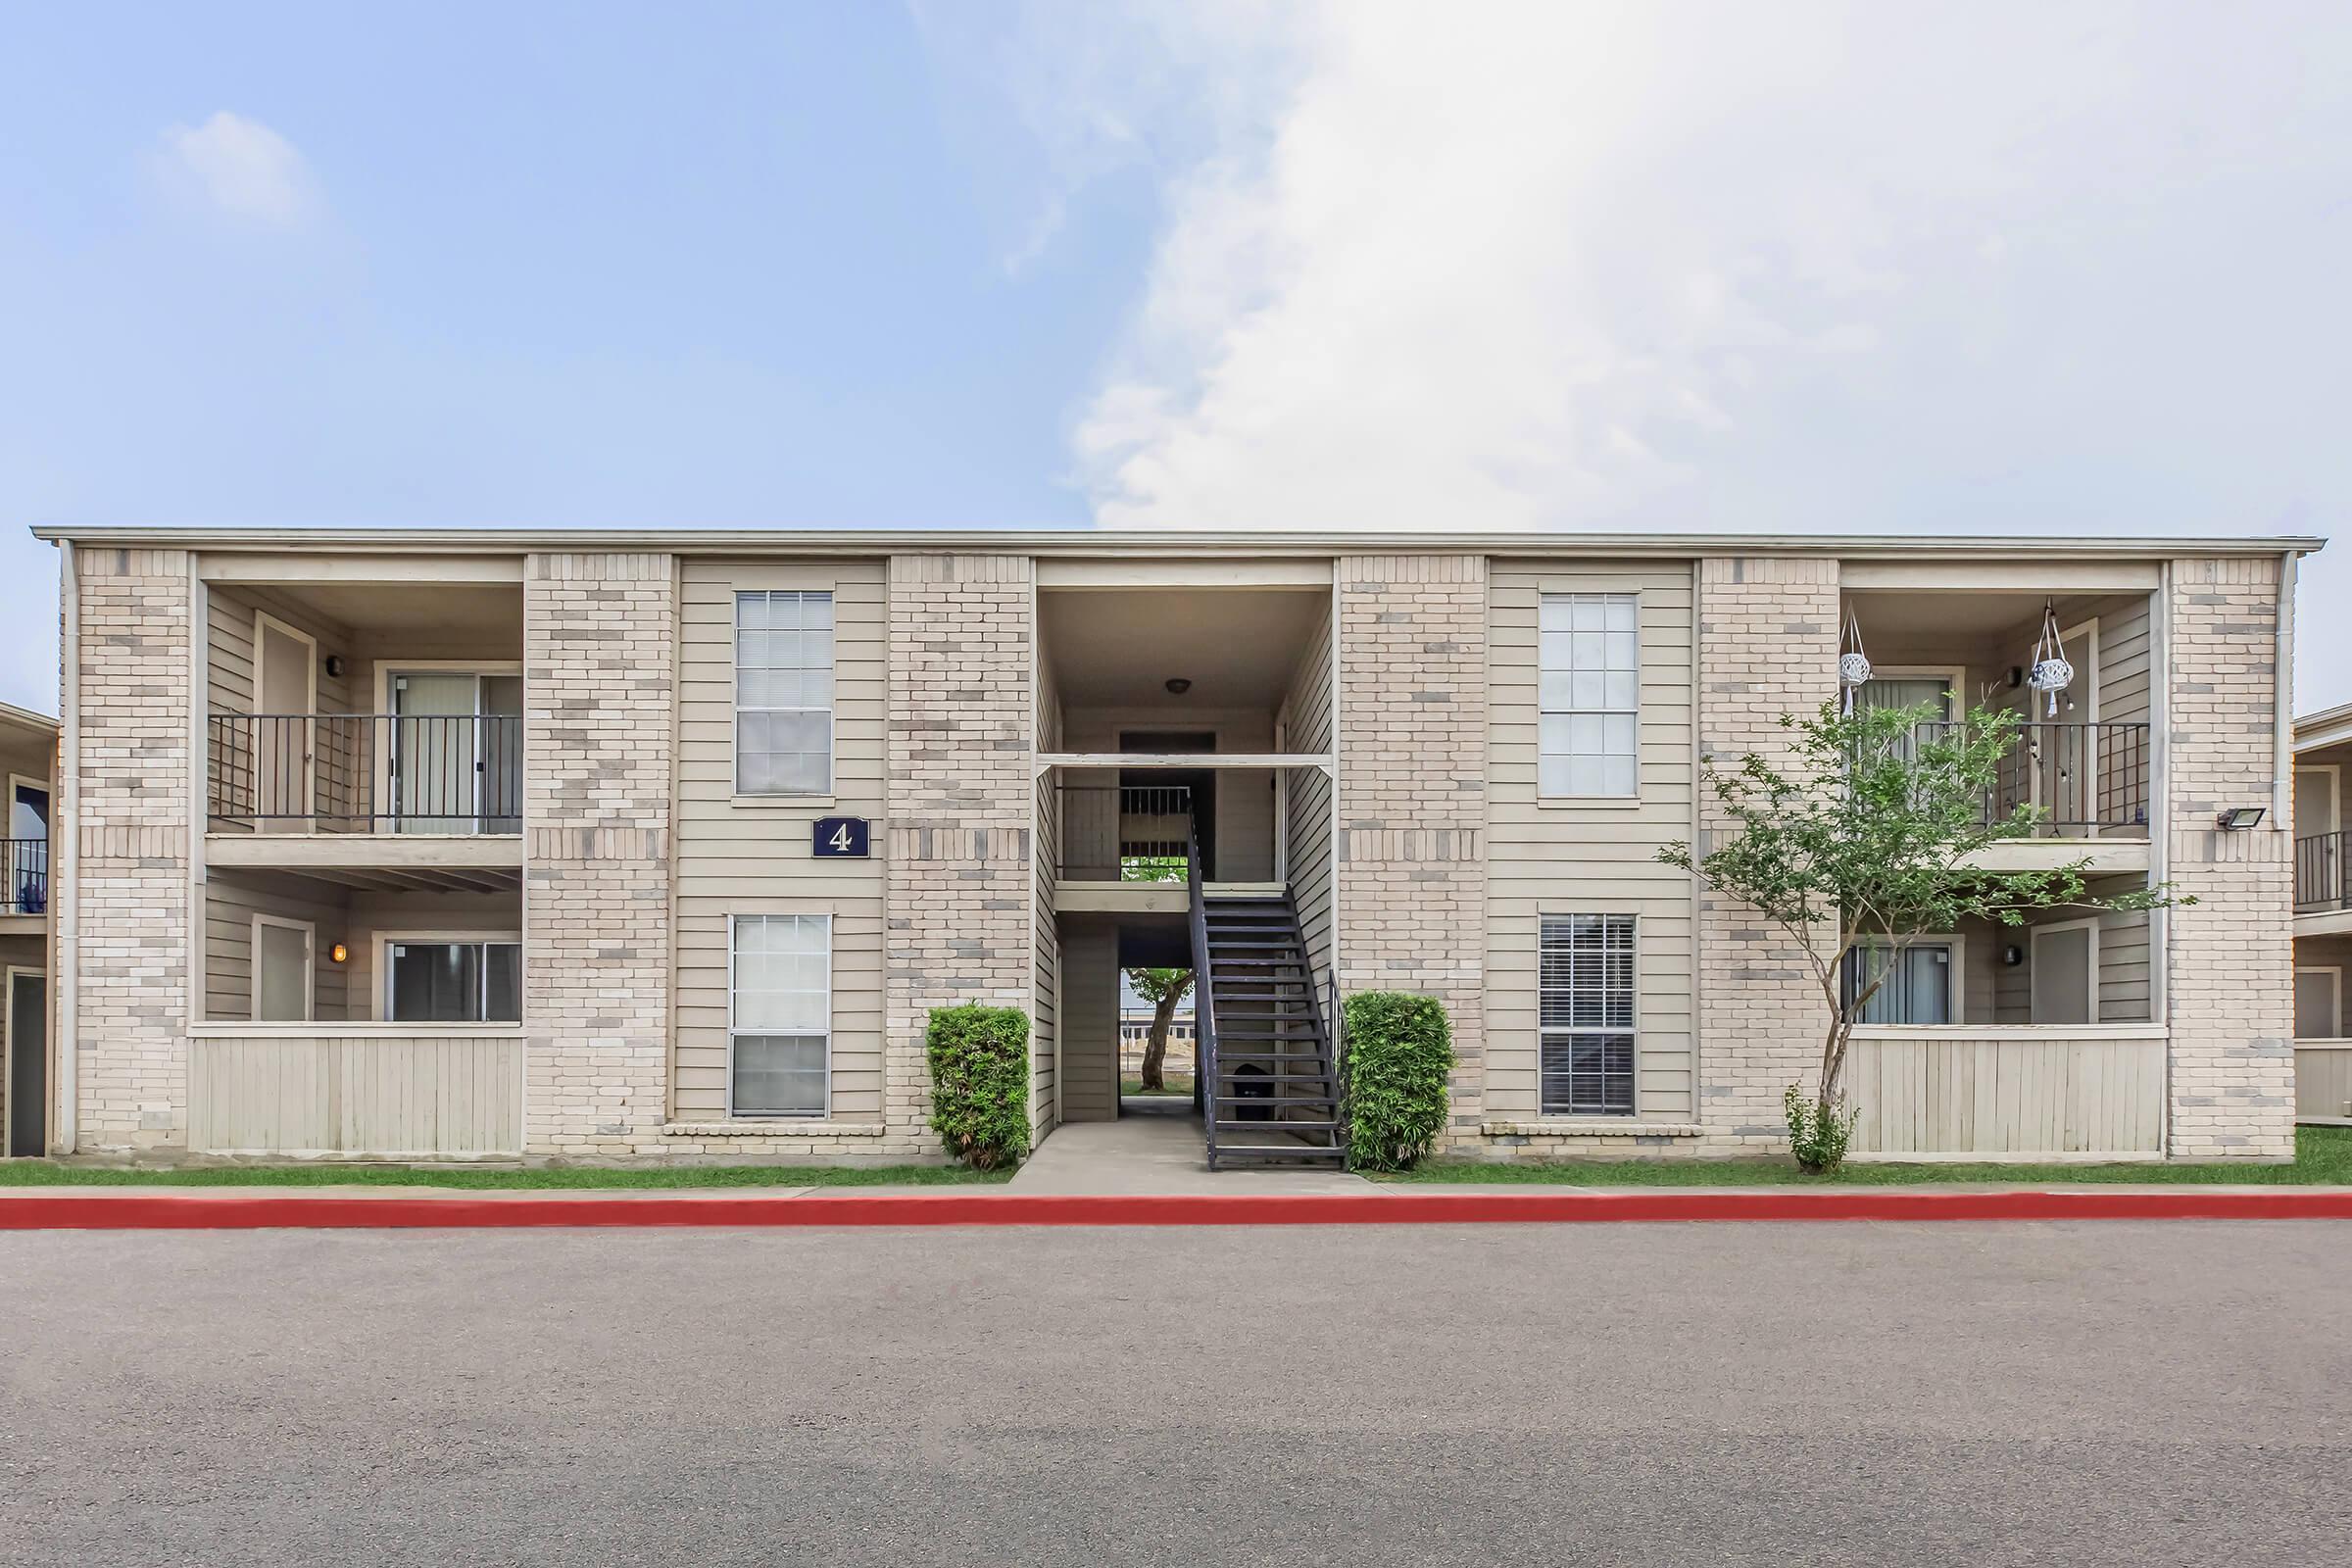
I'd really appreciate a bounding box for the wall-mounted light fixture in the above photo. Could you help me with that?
[1164,678,1192,695]
[2216,806,2267,831]
[328,943,350,964]
[323,654,347,679]
[2002,945,2024,967]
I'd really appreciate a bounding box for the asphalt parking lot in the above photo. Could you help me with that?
[2,1220,2345,1566]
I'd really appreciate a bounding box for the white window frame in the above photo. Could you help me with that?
[1861,667,1966,721]
[250,912,316,1023]
[6,774,49,918]
[733,590,836,797]
[2295,965,2343,1041]
[726,912,833,1120]
[2029,916,2102,1025]
[377,930,523,1024]
[1844,934,1967,1026]
[1538,591,1642,802]
[1538,912,1640,1117]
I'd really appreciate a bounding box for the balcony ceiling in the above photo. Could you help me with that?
[230,581,524,642]
[1041,587,1329,709]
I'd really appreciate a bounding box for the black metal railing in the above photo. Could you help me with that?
[2298,830,2349,911]
[1913,720,2150,835]
[1186,817,1220,1166]
[2,838,47,915]
[208,712,522,833]
[1054,784,1194,880]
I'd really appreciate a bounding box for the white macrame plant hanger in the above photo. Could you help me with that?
[2028,600,2075,718]
[1838,609,1873,716]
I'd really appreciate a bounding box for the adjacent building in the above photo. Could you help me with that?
[2292,703,2352,1123]
[28,527,2315,1165]
[0,701,56,1159]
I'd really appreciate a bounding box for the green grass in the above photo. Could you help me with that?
[1119,1074,1195,1098]
[1381,1124,2352,1186]
[0,1160,1009,1190]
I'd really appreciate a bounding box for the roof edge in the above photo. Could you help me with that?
[24,525,2329,560]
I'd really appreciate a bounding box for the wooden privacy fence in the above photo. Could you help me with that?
[189,1029,525,1157]
[1846,1027,2167,1158]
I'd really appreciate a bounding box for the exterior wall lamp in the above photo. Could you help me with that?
[2216,807,2267,830]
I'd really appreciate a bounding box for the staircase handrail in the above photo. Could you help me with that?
[1187,818,1219,1160]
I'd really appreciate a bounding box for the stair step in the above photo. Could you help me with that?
[1208,1146,1346,1160]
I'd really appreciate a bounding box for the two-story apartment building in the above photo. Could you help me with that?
[31,528,2314,1165]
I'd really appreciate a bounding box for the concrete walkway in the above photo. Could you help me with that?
[1004,1099,1374,1195]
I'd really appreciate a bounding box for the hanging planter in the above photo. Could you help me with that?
[1838,609,1872,715]
[2028,600,2075,718]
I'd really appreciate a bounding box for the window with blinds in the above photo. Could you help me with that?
[1539,913,1637,1115]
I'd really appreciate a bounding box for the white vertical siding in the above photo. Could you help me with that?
[1486,562,1696,1120]
[1847,1029,2166,1156]
[188,1031,523,1155]
[672,560,887,1121]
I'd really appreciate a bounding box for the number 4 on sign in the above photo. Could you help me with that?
[811,816,869,858]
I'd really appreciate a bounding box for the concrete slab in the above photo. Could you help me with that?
[1007,1101,1374,1195]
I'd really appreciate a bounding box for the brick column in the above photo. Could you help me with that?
[2163,557,2295,1160]
[522,551,676,1156]
[1692,556,1838,1152]
[1335,554,1489,1142]
[71,547,195,1152]
[885,554,1034,1150]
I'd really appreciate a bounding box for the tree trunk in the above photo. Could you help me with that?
[1141,990,1180,1091]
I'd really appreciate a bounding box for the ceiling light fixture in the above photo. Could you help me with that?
[1164,678,1192,695]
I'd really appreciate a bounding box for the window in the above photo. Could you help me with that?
[730,914,830,1118]
[1540,914,1636,1115]
[1539,593,1639,797]
[736,591,834,794]
[1841,941,1957,1026]
[387,941,520,1023]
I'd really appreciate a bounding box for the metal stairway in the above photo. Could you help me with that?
[1187,845,1344,1168]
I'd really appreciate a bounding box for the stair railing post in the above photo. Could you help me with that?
[1187,817,1218,1168]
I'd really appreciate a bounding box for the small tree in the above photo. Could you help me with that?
[1123,967,1196,1091]
[1660,700,2187,1171]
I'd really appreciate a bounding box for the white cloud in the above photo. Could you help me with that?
[154,111,316,226]
[993,0,2352,537]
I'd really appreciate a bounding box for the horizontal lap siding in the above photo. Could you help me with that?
[202,872,351,1023]
[1848,1034,2165,1154]
[673,561,887,1121]
[1280,604,1336,995]
[188,1034,522,1155]
[1486,563,1695,1120]
[1032,656,1061,1137]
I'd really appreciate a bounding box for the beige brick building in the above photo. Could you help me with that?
[24,526,2319,1166]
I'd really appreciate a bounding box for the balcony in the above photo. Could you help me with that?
[2,837,47,917]
[1931,719,2151,838]
[209,712,522,836]
[2297,831,2347,914]
[1056,784,1197,882]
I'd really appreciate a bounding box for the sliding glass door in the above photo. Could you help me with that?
[391,671,522,834]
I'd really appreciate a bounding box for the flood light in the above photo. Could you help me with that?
[2216,807,2266,830]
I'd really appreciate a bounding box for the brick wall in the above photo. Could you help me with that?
[1334,554,1489,1140]
[885,554,1034,1152]
[2164,556,2295,1160]
[1692,556,1839,1153]
[72,547,194,1152]
[522,552,676,1156]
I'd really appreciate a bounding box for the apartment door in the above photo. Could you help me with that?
[5,969,43,1156]
[256,615,317,830]
[392,672,522,834]
[2031,921,2096,1025]
[2295,968,2341,1041]
[253,917,314,1022]
[8,778,48,915]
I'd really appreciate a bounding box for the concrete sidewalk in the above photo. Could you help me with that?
[1005,1099,1372,1195]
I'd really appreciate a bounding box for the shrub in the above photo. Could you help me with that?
[926,1005,1032,1170]
[1784,1082,1858,1173]
[1340,992,1455,1172]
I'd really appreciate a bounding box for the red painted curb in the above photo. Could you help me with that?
[4,1189,2351,1230]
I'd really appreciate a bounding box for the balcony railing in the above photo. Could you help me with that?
[2297,830,2348,912]
[1056,785,1195,880]
[1917,720,2150,836]
[2,838,47,915]
[209,713,522,834]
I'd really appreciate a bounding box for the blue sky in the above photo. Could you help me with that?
[3,1,2347,715]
